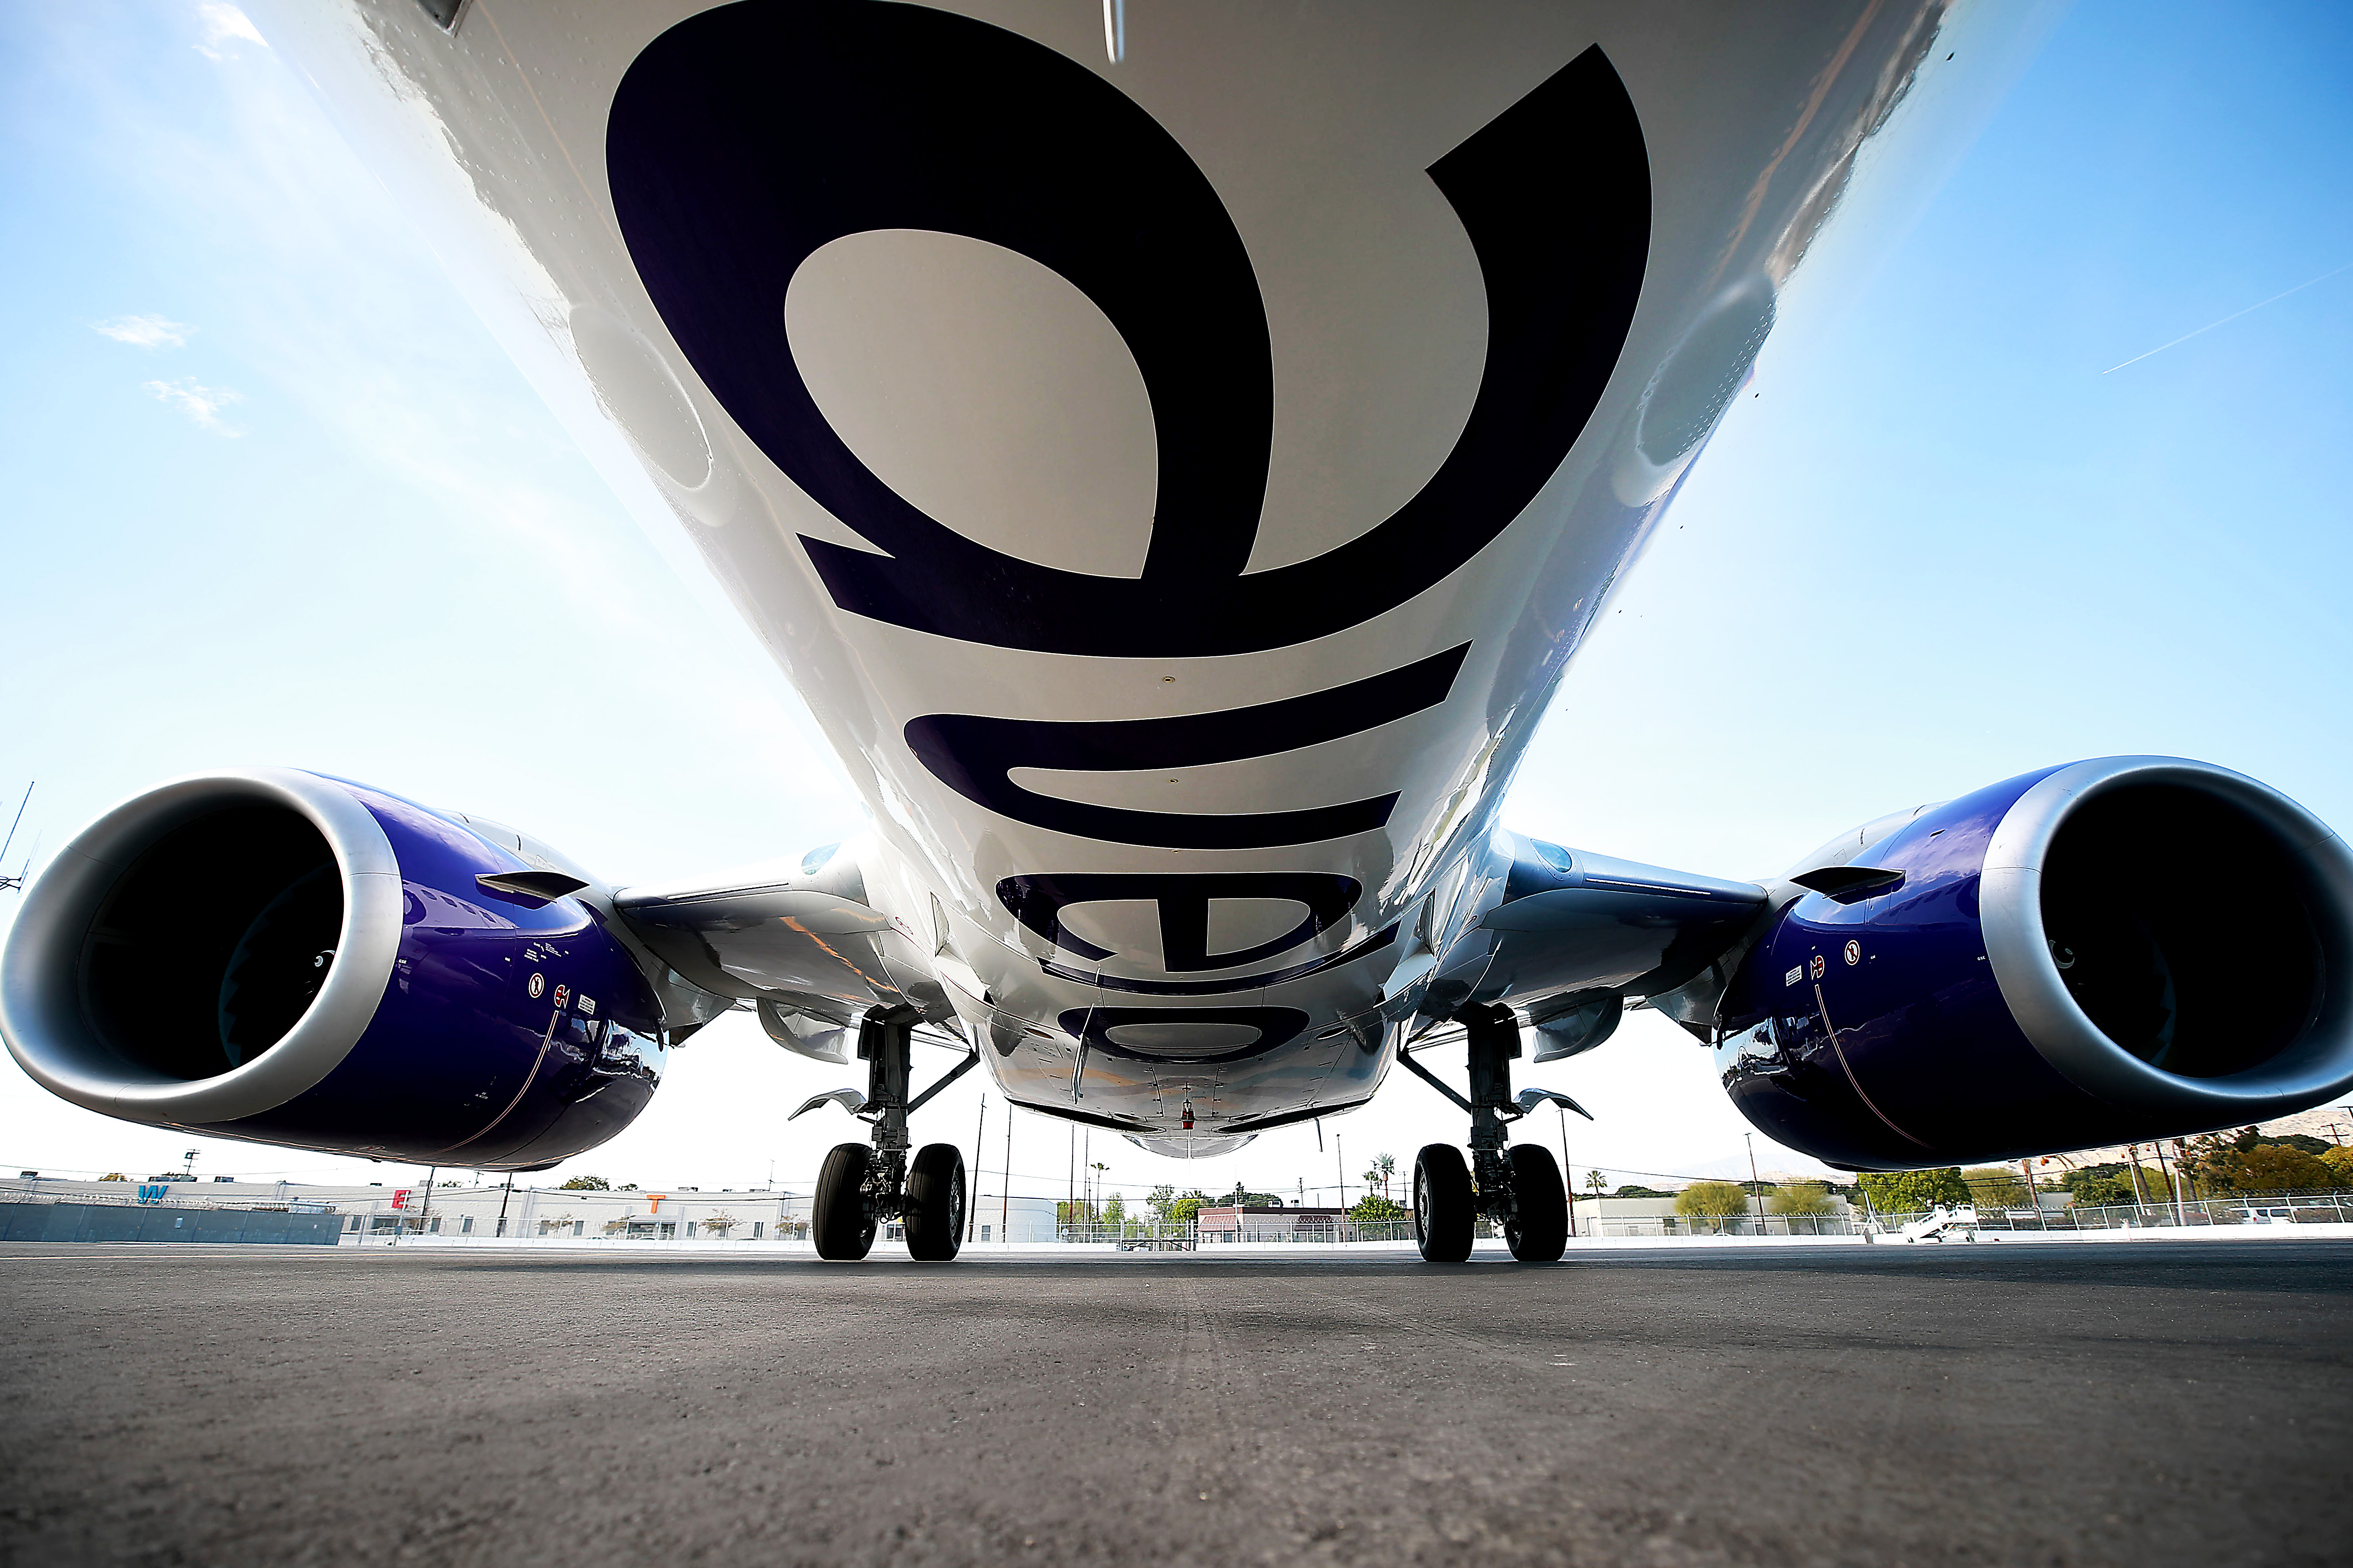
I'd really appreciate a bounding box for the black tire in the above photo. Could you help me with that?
[814,1143,877,1260]
[1504,1144,1568,1263]
[1413,1143,1474,1263]
[904,1143,967,1261]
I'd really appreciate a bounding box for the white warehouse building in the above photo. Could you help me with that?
[1,1175,1060,1244]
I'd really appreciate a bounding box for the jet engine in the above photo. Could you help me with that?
[0,768,670,1168]
[1716,756,2353,1169]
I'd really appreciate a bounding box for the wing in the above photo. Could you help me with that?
[613,839,958,1061]
[1419,832,1772,1056]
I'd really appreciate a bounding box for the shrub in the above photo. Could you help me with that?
[1675,1181,1751,1227]
[1768,1181,1835,1217]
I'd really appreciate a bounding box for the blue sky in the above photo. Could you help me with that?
[2,2,2349,1202]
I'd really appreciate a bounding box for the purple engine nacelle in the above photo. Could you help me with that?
[0,769,666,1169]
[1717,757,2353,1170]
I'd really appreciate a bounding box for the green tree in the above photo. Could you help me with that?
[1768,1181,1835,1217]
[1674,1181,1751,1230]
[2219,1143,2341,1193]
[2172,1128,2337,1194]
[701,1212,738,1237]
[1169,1194,1208,1229]
[558,1175,610,1190]
[2321,1146,2353,1188]
[2261,1134,2334,1156]
[1612,1184,1668,1199]
[2063,1165,2166,1207]
[1857,1167,1971,1212]
[1367,1153,1397,1201]
[1146,1184,1176,1220]
[1350,1194,1407,1222]
[1103,1194,1126,1227]
[1961,1167,2030,1209]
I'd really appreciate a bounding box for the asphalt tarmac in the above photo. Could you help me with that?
[2,1239,2346,1568]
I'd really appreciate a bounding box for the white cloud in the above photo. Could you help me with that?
[194,4,265,60]
[142,377,244,434]
[92,313,194,349]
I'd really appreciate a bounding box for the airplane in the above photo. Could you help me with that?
[6,0,2350,1267]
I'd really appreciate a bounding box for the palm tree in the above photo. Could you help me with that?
[1367,1152,1397,1201]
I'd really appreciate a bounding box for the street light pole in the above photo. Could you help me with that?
[1743,1133,1764,1234]
[969,1096,987,1244]
[1557,1102,1576,1239]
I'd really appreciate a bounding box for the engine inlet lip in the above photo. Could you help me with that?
[1982,755,2353,1116]
[0,767,405,1124]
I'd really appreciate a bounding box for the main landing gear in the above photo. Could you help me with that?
[794,1004,977,1262]
[1398,1004,1586,1264]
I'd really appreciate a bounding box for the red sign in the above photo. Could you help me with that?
[390,1188,413,1209]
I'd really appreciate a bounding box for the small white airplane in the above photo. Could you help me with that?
[7,1,2350,1264]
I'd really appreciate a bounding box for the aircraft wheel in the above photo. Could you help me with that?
[1504,1144,1568,1263]
[813,1143,877,1260]
[1413,1143,1474,1263]
[904,1143,967,1261]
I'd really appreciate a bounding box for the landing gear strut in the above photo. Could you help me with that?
[1400,1004,1583,1264]
[802,1004,975,1261]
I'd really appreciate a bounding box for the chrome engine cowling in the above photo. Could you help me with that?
[1717,757,2353,1169]
[0,769,667,1168]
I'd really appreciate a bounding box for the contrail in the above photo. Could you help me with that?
[2104,259,2353,374]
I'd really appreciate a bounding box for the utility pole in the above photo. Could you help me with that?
[2155,1138,2188,1226]
[1744,1133,1764,1234]
[1336,1132,1346,1211]
[1001,1106,1012,1242]
[969,1096,987,1243]
[418,1165,439,1236]
[497,1170,515,1237]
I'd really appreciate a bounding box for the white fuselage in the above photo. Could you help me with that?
[252,0,1979,1147]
